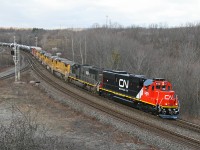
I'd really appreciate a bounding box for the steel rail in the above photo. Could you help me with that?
[0,63,30,80]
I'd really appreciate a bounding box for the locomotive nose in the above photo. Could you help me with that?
[161,91,177,106]
[164,92,174,100]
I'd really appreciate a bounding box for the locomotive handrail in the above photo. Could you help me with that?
[156,91,160,105]
[159,98,163,106]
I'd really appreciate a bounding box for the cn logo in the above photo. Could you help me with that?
[119,79,129,88]
[145,92,149,96]
[165,95,173,100]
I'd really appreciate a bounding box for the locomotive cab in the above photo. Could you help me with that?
[141,78,179,118]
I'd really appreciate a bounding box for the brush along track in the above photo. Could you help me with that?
[26,52,200,149]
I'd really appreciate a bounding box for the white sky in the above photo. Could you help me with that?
[0,0,200,29]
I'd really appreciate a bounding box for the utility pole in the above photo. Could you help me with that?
[72,38,74,62]
[17,45,20,81]
[106,15,108,28]
[13,36,20,82]
[35,37,38,47]
[84,36,87,64]
[79,39,83,65]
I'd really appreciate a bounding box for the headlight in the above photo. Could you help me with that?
[169,109,173,115]
[162,109,166,114]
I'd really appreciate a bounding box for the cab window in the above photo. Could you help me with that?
[156,85,160,89]
[161,85,166,91]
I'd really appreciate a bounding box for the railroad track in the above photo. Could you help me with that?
[0,65,30,80]
[26,52,200,149]
[175,119,200,133]
[0,51,31,80]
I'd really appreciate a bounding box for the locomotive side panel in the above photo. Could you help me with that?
[102,71,117,91]
[102,71,146,97]
[115,74,145,97]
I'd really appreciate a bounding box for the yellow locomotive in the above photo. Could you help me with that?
[31,47,102,92]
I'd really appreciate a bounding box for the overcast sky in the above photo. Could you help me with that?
[0,0,200,29]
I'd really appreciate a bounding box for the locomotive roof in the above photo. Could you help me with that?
[153,78,165,81]
[55,57,68,61]
[104,70,127,74]
[144,79,153,86]
[91,66,103,71]
[131,74,146,78]
[62,60,75,65]
[51,57,75,65]
[44,53,51,57]
[30,46,42,50]
[39,50,46,54]
[81,64,93,68]
[103,70,145,78]
[50,56,58,59]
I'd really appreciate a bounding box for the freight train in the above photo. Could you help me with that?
[2,43,180,119]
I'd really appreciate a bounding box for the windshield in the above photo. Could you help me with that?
[161,85,171,91]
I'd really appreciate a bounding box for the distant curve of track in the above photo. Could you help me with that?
[0,51,31,80]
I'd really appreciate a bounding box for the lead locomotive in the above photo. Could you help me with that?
[99,70,179,119]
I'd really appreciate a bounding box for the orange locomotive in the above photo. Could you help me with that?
[99,71,179,119]
[140,78,179,118]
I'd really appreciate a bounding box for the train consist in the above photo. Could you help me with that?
[1,42,180,119]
